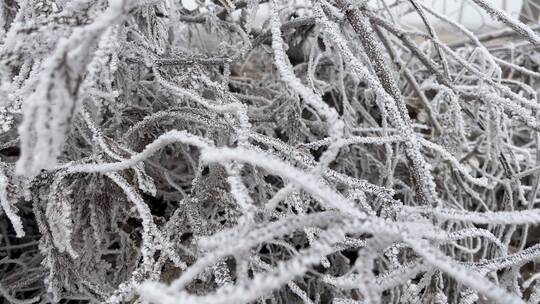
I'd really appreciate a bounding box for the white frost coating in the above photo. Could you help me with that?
[0,167,24,237]
[15,0,128,176]
[64,130,211,173]
[470,0,540,46]
[419,138,489,187]
[403,205,540,225]
[314,3,439,206]
[269,0,345,175]
[2,0,540,303]
[201,146,366,218]
[405,237,524,304]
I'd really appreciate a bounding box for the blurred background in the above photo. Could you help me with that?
[396,0,537,41]
[400,0,524,32]
[181,0,539,41]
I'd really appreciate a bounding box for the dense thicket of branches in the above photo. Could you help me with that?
[1,0,540,303]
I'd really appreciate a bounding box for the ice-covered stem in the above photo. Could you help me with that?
[16,0,129,176]
[269,0,344,174]
[331,0,438,206]
[403,205,540,225]
[368,9,540,122]
[405,237,524,304]
[449,23,540,48]
[406,0,450,79]
[63,130,211,174]
[418,4,540,79]
[102,171,189,302]
[0,165,24,237]
[364,11,450,86]
[470,0,540,47]
[418,138,489,187]
[372,24,443,134]
[140,227,347,304]
[105,172,156,270]
[0,281,39,304]
[333,0,406,117]
[46,172,78,258]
